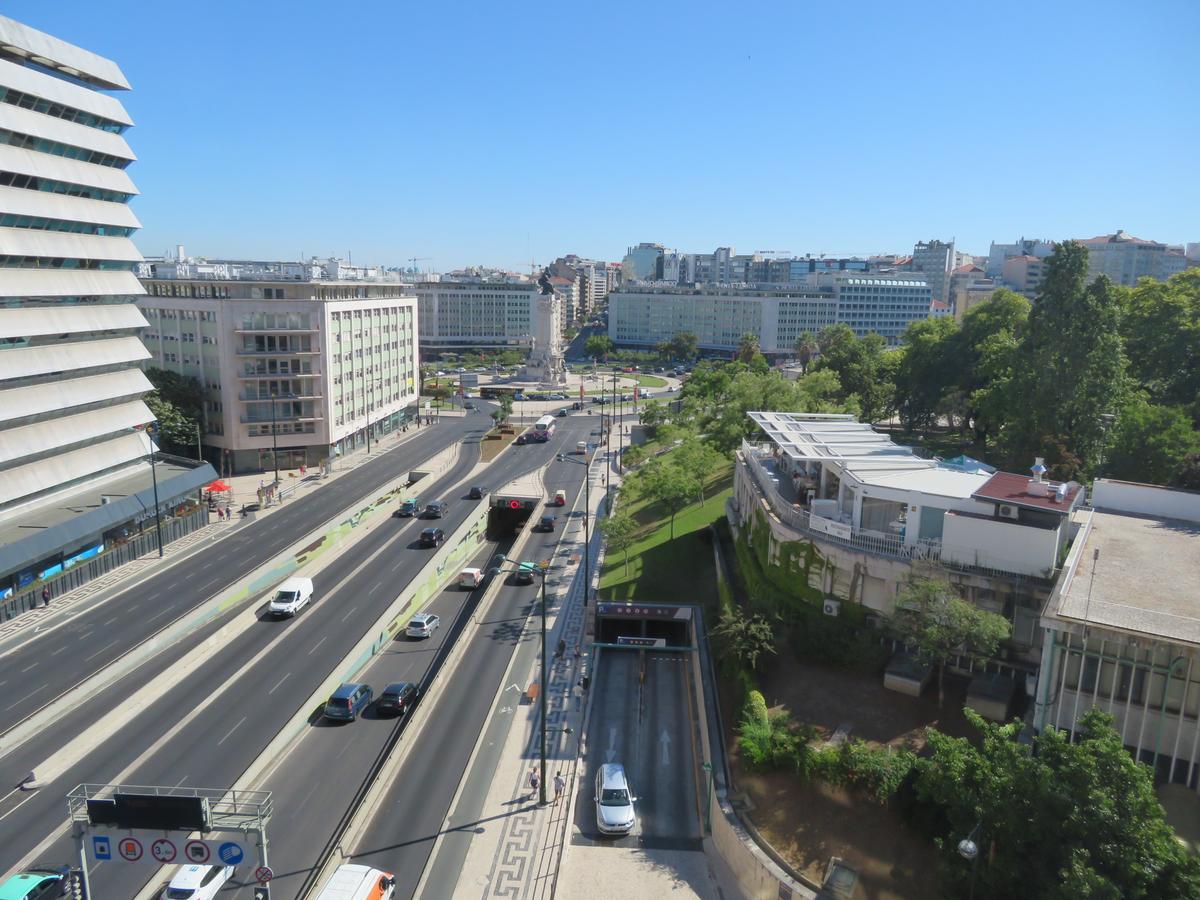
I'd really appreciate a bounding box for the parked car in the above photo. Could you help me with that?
[324,683,373,722]
[549,393,567,400]
[418,527,446,548]
[468,486,486,500]
[159,865,236,900]
[424,500,448,518]
[395,497,420,517]
[0,866,75,900]
[538,514,556,532]
[513,392,526,401]
[267,576,314,618]
[376,682,418,718]
[594,763,636,834]
[407,612,440,638]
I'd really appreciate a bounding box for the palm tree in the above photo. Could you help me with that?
[794,331,818,373]
[736,332,761,364]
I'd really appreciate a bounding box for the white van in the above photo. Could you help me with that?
[268,576,314,617]
[459,567,485,589]
[313,864,396,900]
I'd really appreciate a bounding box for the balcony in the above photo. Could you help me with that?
[239,413,322,424]
[239,391,322,402]
[239,369,319,379]
[233,325,319,334]
[236,347,319,356]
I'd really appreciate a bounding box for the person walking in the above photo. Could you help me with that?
[553,772,566,804]
[217,506,224,521]
[41,586,51,607]
[528,768,540,800]
[225,504,232,521]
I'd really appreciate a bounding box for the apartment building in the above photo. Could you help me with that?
[414,279,535,354]
[734,413,1087,665]
[910,238,955,303]
[139,276,418,474]
[1034,479,1200,786]
[0,16,214,601]
[608,275,931,352]
[986,237,1054,277]
[1078,230,1192,286]
[1001,254,1045,299]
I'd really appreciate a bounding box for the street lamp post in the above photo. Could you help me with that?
[490,555,550,804]
[556,451,591,607]
[958,823,983,900]
[146,422,164,558]
[269,390,280,486]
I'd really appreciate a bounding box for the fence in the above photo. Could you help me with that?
[1,505,208,623]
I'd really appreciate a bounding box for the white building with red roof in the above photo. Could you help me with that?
[1077,230,1192,286]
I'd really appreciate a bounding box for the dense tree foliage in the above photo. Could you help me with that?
[599,512,636,575]
[913,709,1200,899]
[811,324,895,423]
[144,367,204,457]
[584,334,615,361]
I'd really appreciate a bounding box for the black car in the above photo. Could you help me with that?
[419,527,446,548]
[513,566,536,585]
[515,433,527,445]
[376,682,418,717]
[468,486,486,500]
[424,500,448,518]
[538,514,556,532]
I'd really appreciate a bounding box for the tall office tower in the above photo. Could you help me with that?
[910,239,954,303]
[0,16,213,599]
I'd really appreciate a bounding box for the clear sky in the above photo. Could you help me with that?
[9,0,1198,269]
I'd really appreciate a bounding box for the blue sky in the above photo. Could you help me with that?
[9,0,1198,268]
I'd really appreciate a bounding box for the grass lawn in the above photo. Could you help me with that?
[634,373,668,388]
[480,428,516,462]
[599,462,732,607]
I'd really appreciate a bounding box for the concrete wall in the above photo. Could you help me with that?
[1093,479,1200,524]
[941,512,1058,577]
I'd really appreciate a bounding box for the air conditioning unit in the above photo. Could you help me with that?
[997,503,1019,520]
[822,599,841,617]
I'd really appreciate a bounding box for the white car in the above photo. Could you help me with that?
[407,612,440,639]
[160,864,235,900]
[268,576,313,617]
[595,763,636,835]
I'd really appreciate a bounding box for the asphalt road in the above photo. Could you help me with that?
[343,444,595,900]
[1,416,597,898]
[0,416,487,740]
[573,650,703,851]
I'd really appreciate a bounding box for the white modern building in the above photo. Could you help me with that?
[986,237,1055,277]
[1078,230,1192,286]
[139,275,418,474]
[414,280,536,354]
[621,242,666,281]
[1034,479,1200,786]
[0,16,214,602]
[608,275,932,352]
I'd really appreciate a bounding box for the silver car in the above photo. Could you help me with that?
[594,763,636,835]
[406,612,440,639]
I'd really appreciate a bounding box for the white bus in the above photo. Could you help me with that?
[533,414,556,442]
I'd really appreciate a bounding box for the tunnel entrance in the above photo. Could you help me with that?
[488,495,538,539]
[594,601,693,650]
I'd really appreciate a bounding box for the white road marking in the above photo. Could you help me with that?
[268,673,290,695]
[660,729,671,766]
[371,581,384,593]
[101,616,118,626]
[0,791,39,822]
[341,606,358,622]
[308,636,327,655]
[147,607,173,622]
[84,640,119,662]
[606,726,618,763]
[216,716,247,747]
[20,662,37,673]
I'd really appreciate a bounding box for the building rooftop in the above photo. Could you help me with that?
[1078,230,1161,247]
[1051,509,1200,646]
[0,14,131,90]
[973,471,1081,513]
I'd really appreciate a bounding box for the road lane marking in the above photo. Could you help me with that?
[19,662,37,673]
[201,578,221,592]
[0,790,38,822]
[341,606,358,622]
[372,580,384,593]
[268,673,290,695]
[216,716,247,747]
[83,640,119,663]
[2,685,45,712]
[307,636,327,655]
[147,607,173,622]
[101,616,118,626]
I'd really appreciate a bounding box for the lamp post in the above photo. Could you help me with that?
[958,823,983,900]
[490,554,550,805]
[556,451,591,607]
[194,421,203,463]
[145,422,164,558]
[269,390,280,486]
[366,374,373,454]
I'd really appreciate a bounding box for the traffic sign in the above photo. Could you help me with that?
[217,841,244,866]
[118,837,143,861]
[92,836,111,861]
[151,838,177,863]
[255,866,274,884]
[184,841,210,864]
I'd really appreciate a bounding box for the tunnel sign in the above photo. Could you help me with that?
[91,836,111,861]
[616,636,666,648]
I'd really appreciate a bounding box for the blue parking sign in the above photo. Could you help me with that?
[217,842,244,866]
[92,836,111,860]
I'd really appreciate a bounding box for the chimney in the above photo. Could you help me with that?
[1027,457,1049,497]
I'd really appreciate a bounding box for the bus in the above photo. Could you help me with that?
[480,384,518,400]
[533,415,556,442]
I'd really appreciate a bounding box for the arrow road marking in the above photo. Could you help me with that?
[660,729,671,766]
[505,683,521,693]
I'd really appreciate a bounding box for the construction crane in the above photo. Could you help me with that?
[408,257,431,273]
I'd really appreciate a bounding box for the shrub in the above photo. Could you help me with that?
[810,739,916,804]
[738,708,798,771]
[744,690,769,727]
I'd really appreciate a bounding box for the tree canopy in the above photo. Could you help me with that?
[585,334,614,361]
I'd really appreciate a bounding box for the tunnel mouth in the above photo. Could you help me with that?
[487,497,537,539]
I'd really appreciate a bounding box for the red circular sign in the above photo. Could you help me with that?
[508,499,520,509]
[118,837,143,861]
[255,866,274,884]
[184,841,210,864]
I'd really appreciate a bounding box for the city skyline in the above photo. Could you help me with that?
[6,0,1198,269]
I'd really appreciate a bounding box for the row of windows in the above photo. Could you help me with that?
[248,422,315,436]
[0,255,134,270]
[0,127,130,168]
[0,86,128,133]
[143,307,218,321]
[0,212,134,236]
[2,294,131,308]
[145,332,218,345]
[0,170,132,203]
[146,282,232,298]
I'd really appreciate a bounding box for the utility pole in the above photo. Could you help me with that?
[270,391,280,486]
[146,423,164,557]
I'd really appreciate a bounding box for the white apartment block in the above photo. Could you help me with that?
[414,280,536,353]
[139,277,418,474]
[0,16,215,599]
[1078,230,1192,286]
[608,275,932,352]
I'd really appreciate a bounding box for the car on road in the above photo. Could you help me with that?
[455,367,466,373]
[407,612,440,638]
[463,401,476,410]
[313,865,396,900]
[159,864,236,900]
[0,866,75,900]
[538,514,556,532]
[424,500,448,518]
[555,408,568,417]
[267,576,314,617]
[376,682,418,717]
[595,763,636,835]
[468,485,486,500]
[513,392,526,400]
[515,433,528,445]
[553,490,567,507]
[572,401,583,410]
[513,564,536,585]
[418,527,446,548]
[324,683,373,722]
[395,497,420,517]
[549,393,567,400]
[459,567,485,589]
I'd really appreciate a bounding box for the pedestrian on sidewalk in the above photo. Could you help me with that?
[225,504,232,521]
[555,638,566,660]
[528,769,540,800]
[574,679,583,710]
[41,586,51,607]
[553,772,565,804]
[217,506,225,521]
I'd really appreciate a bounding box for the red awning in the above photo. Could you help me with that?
[205,480,232,493]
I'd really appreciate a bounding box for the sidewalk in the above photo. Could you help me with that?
[0,426,426,647]
[449,445,730,899]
